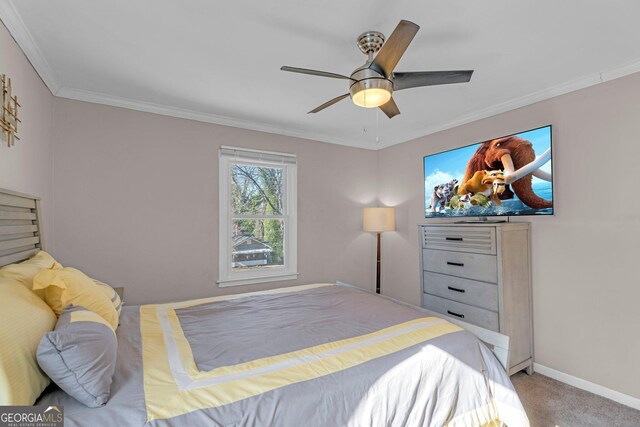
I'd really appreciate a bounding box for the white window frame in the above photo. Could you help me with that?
[218,146,298,287]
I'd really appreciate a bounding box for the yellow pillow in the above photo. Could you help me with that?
[0,251,62,298]
[33,268,118,331]
[0,277,57,405]
[20,250,60,269]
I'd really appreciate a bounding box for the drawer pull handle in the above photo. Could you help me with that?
[447,310,465,319]
[446,261,465,267]
[447,286,465,293]
[446,237,463,241]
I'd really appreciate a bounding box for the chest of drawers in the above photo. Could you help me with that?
[419,223,533,375]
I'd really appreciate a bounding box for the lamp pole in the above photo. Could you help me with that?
[376,232,381,294]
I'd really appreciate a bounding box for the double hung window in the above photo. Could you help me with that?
[218,147,297,286]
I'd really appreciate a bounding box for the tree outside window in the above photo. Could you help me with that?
[219,147,297,286]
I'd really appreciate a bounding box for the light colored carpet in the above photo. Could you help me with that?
[511,372,640,427]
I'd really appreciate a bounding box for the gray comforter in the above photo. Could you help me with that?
[37,283,528,426]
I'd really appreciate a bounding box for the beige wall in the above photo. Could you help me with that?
[0,22,54,244]
[378,72,640,399]
[51,98,378,304]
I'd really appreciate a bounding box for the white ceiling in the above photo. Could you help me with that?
[2,0,640,149]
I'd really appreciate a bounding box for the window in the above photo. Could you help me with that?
[218,146,297,286]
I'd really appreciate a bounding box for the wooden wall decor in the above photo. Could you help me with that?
[1,74,21,147]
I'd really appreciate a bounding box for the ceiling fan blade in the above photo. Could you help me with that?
[393,70,474,91]
[370,20,420,78]
[281,66,354,81]
[308,93,350,114]
[379,97,400,119]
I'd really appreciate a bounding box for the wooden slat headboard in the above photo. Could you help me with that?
[0,188,44,268]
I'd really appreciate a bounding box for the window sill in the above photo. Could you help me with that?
[217,272,299,288]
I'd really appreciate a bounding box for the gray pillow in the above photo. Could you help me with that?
[37,305,117,407]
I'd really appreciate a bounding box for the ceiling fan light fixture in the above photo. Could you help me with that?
[352,87,392,108]
[350,77,393,108]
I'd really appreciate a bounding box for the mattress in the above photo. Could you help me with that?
[37,283,529,426]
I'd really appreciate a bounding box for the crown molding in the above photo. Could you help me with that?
[58,56,640,151]
[600,57,640,82]
[0,0,62,94]
[376,58,640,149]
[55,86,376,150]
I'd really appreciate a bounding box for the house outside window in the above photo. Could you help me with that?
[218,146,297,286]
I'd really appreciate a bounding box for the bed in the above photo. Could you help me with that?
[1,188,529,426]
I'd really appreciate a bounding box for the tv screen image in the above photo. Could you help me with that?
[424,125,553,218]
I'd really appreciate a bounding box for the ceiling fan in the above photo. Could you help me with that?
[281,20,473,118]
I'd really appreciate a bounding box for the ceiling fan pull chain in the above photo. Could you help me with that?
[362,102,368,135]
[376,108,380,145]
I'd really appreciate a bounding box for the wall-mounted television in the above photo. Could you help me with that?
[424,125,553,219]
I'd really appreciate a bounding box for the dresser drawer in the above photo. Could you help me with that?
[423,249,498,283]
[423,271,498,311]
[422,226,496,255]
[422,293,499,332]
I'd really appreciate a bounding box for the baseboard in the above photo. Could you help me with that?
[533,363,640,411]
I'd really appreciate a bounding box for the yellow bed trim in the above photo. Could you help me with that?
[140,284,463,422]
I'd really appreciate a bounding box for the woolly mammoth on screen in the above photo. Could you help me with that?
[424,125,553,218]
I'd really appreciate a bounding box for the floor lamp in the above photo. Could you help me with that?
[363,207,395,294]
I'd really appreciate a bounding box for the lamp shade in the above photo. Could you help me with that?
[363,207,395,232]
